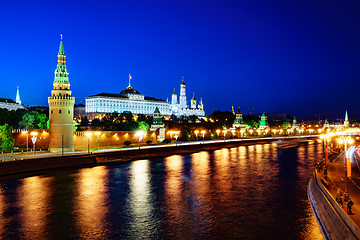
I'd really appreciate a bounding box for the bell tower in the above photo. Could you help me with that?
[48,34,75,152]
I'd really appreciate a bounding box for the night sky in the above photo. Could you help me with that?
[2,0,360,119]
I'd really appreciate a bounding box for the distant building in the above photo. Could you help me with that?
[232,108,246,129]
[85,74,170,116]
[292,117,298,129]
[323,119,329,129]
[170,77,205,118]
[344,110,349,128]
[0,87,26,111]
[259,112,269,129]
[150,107,165,141]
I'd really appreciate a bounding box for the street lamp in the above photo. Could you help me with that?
[135,130,145,148]
[222,129,227,141]
[30,132,38,155]
[194,130,199,140]
[95,131,100,150]
[272,129,277,136]
[338,134,354,201]
[85,132,92,154]
[216,129,221,138]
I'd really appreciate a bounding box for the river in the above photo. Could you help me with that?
[0,140,323,239]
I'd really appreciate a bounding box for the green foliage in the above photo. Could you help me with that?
[20,111,48,129]
[243,115,260,129]
[123,140,132,146]
[138,121,150,131]
[0,124,14,152]
[207,111,235,129]
[73,120,79,132]
[282,121,291,129]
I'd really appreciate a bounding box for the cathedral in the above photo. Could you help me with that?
[170,77,205,118]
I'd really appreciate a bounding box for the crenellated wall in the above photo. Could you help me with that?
[13,130,156,150]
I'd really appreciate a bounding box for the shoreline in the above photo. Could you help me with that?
[0,135,318,179]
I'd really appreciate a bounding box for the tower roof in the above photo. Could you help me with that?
[345,110,348,121]
[172,88,177,96]
[236,107,241,114]
[191,93,196,101]
[180,77,186,86]
[58,34,64,54]
[154,106,160,114]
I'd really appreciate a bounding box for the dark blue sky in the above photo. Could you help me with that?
[2,0,360,119]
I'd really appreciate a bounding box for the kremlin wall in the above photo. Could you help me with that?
[12,130,155,151]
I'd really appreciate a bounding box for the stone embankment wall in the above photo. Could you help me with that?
[0,139,274,177]
[308,173,360,239]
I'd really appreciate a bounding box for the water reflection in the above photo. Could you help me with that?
[75,166,109,239]
[129,160,156,239]
[164,155,187,237]
[18,176,52,239]
[0,187,5,237]
[0,141,324,239]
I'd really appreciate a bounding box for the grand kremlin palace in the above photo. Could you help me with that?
[85,83,170,116]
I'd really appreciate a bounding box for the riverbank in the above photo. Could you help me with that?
[308,158,360,239]
[0,135,317,178]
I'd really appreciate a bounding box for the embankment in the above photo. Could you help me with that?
[308,172,360,239]
[0,136,314,177]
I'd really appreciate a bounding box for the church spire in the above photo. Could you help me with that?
[59,33,64,54]
[15,86,21,105]
[345,110,348,121]
[54,34,69,83]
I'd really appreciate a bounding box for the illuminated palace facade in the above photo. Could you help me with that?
[85,76,205,117]
[85,76,170,116]
[170,77,205,118]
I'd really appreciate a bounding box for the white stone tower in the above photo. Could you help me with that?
[171,88,177,105]
[179,77,187,109]
[15,86,21,105]
[344,110,349,128]
[48,34,75,153]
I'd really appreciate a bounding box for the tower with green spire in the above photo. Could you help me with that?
[292,117,298,129]
[232,108,245,129]
[259,112,268,129]
[344,110,349,128]
[48,34,75,152]
[150,107,165,141]
[323,119,329,129]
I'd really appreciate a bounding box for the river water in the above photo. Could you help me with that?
[0,140,324,239]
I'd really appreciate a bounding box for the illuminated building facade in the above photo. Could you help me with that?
[0,87,26,111]
[48,35,75,152]
[232,108,246,129]
[85,75,170,116]
[170,77,205,117]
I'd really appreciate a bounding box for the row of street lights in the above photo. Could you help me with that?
[320,131,356,202]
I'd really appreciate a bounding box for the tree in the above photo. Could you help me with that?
[243,115,260,129]
[73,120,79,132]
[20,111,48,129]
[282,121,291,129]
[138,121,149,131]
[0,124,14,152]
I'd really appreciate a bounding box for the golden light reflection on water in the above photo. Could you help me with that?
[18,176,52,239]
[75,166,108,239]
[129,160,153,238]
[0,187,5,237]
[164,155,186,235]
